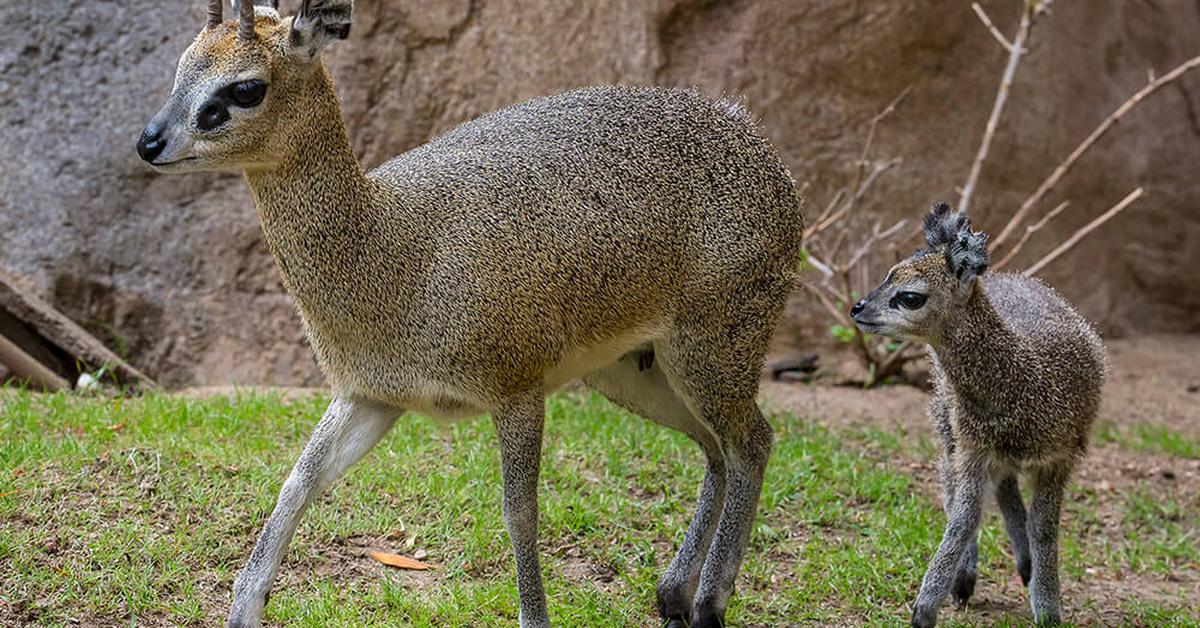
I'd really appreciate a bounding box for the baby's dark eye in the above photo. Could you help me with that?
[228,80,267,107]
[894,291,928,310]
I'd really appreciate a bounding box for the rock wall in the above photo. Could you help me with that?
[2,0,1198,386]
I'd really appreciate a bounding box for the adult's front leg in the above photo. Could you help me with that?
[493,394,549,628]
[912,454,987,628]
[227,397,399,628]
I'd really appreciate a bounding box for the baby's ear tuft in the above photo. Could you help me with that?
[923,201,968,249]
[944,225,989,301]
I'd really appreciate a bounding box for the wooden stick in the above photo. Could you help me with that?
[0,333,68,391]
[972,3,1014,51]
[993,53,1200,247]
[992,200,1069,271]
[958,1,1037,216]
[1023,187,1144,277]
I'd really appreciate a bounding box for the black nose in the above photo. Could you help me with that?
[137,123,166,163]
[850,299,866,318]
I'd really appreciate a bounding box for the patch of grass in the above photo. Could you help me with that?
[0,389,1197,626]
[1095,421,1200,459]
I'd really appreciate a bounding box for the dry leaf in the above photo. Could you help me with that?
[368,550,432,570]
[107,422,125,432]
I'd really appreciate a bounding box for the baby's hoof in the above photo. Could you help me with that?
[911,604,938,628]
[951,570,976,607]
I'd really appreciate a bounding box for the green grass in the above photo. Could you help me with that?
[1096,421,1200,460]
[0,389,1197,626]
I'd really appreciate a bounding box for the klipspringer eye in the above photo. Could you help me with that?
[894,291,928,310]
[229,80,268,108]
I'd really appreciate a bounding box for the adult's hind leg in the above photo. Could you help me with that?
[584,351,726,627]
[654,279,787,628]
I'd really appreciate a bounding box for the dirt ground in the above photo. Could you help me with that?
[760,334,1200,624]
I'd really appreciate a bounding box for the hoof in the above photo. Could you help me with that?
[689,602,726,628]
[911,605,937,628]
[689,616,724,628]
[1017,558,1032,587]
[951,570,976,607]
[656,588,691,625]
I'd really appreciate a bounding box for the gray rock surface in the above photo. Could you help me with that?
[2,0,1197,386]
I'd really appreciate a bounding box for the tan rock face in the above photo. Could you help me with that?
[1,1,1197,386]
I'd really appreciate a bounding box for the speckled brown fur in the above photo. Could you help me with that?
[852,203,1106,627]
[138,4,804,628]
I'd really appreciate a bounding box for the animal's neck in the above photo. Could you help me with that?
[243,66,377,293]
[932,283,1027,411]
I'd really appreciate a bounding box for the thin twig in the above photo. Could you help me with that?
[803,86,911,242]
[803,282,851,323]
[1023,187,1144,277]
[809,188,847,237]
[992,200,1069,271]
[972,3,1014,51]
[958,1,1040,216]
[879,341,919,372]
[843,220,909,271]
[993,53,1200,247]
[806,254,835,281]
[808,158,902,238]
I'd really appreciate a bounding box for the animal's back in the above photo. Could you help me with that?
[371,85,803,281]
[983,273,1105,376]
[326,86,803,403]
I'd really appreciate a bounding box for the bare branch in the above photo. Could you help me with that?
[843,219,909,271]
[870,85,915,128]
[808,188,846,239]
[958,1,1040,216]
[1023,187,1144,277]
[803,85,911,243]
[877,340,924,380]
[803,282,852,323]
[991,200,1069,271]
[806,254,835,281]
[808,158,902,239]
[972,3,1014,52]
[993,53,1200,248]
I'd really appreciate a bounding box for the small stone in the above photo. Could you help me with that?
[413,548,428,560]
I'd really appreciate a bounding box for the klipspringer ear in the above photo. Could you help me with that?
[924,201,967,249]
[290,0,353,60]
[923,201,988,301]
